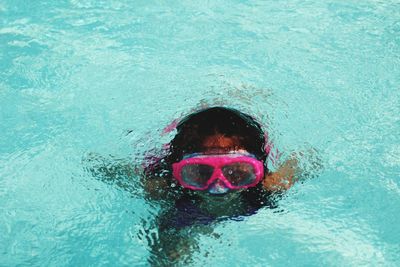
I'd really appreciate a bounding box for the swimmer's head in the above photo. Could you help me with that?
[167,107,268,194]
[169,107,267,160]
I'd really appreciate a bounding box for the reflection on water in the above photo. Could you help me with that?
[1,0,399,265]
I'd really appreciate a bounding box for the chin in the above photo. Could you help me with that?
[208,189,243,199]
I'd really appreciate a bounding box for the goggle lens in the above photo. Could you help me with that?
[181,164,214,188]
[222,163,257,186]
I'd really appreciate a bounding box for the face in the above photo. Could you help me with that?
[201,134,245,154]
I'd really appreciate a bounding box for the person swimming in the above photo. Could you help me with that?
[141,106,304,265]
[144,106,299,203]
[85,106,308,265]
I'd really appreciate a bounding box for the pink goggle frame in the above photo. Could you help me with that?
[172,152,264,190]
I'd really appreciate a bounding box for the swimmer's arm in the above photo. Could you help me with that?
[83,152,173,200]
[263,156,299,191]
[262,149,322,191]
[84,152,164,198]
[83,152,136,183]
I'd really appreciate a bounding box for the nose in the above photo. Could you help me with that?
[208,178,229,194]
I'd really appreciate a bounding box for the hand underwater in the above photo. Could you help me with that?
[262,157,299,191]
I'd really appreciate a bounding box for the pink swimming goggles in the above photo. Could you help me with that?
[172,152,264,191]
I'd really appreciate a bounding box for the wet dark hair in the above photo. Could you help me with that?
[167,106,268,165]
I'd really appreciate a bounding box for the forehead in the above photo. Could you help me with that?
[201,134,244,152]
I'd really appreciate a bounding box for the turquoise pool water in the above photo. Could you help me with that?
[1,0,399,266]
